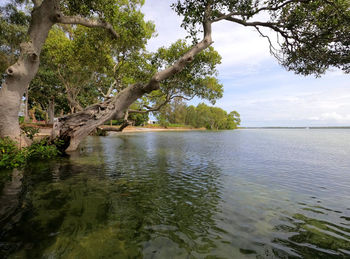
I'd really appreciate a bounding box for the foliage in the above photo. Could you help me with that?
[172,0,350,76]
[0,137,62,170]
[128,102,149,126]
[104,120,120,126]
[21,125,40,140]
[0,1,29,75]
[27,138,62,160]
[0,137,26,169]
[158,116,170,128]
[2,0,348,150]
[29,0,155,115]
[93,128,108,136]
[129,112,149,126]
[151,40,223,104]
[156,101,240,130]
[168,123,192,128]
[134,40,224,121]
[18,116,24,124]
[30,58,69,115]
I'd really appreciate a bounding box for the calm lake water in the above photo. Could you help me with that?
[1,129,350,258]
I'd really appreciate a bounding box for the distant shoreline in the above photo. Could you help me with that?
[240,126,350,129]
[33,125,350,139]
[108,126,206,133]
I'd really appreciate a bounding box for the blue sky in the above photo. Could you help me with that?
[142,0,350,127]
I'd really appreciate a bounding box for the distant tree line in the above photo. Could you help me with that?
[1,0,348,151]
[156,99,240,130]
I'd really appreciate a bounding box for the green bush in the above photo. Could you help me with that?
[21,125,40,140]
[94,128,107,136]
[0,138,26,169]
[27,138,61,160]
[0,137,62,170]
[18,116,25,124]
[168,123,191,128]
[104,120,121,126]
[158,118,169,128]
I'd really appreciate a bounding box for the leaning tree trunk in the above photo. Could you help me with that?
[57,21,213,151]
[54,3,214,152]
[101,121,131,132]
[99,111,132,133]
[0,1,56,145]
[0,0,130,147]
[58,84,148,152]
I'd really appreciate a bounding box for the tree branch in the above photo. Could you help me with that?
[98,82,115,98]
[129,95,170,114]
[142,3,213,93]
[99,110,131,132]
[55,15,119,39]
[129,94,192,114]
[223,16,293,44]
[251,0,309,15]
[212,0,309,22]
[254,26,282,62]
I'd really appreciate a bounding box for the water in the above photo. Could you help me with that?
[1,129,350,258]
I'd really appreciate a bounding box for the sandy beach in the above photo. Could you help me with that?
[35,125,206,138]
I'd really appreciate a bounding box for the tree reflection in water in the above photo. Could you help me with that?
[1,131,350,258]
[1,135,226,258]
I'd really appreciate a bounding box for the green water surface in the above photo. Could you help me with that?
[1,130,350,258]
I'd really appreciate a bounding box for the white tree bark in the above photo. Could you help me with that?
[0,0,56,145]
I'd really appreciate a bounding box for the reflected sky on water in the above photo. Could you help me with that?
[1,129,350,258]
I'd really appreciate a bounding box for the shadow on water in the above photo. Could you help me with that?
[0,135,226,258]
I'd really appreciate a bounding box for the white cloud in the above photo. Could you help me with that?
[212,21,272,68]
[216,85,350,126]
[309,113,350,122]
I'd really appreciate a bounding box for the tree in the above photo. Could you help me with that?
[0,2,30,120]
[0,0,348,151]
[128,39,223,122]
[0,0,152,146]
[226,111,241,129]
[30,25,114,116]
[173,0,349,75]
[156,102,241,129]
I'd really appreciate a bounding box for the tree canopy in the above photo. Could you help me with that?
[156,100,241,130]
[0,1,29,74]
[0,0,348,151]
[173,0,350,75]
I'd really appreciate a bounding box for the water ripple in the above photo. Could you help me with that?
[1,130,350,258]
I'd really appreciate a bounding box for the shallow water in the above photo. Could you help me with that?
[1,129,350,258]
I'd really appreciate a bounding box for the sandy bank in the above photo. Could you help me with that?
[104,126,206,133]
[35,126,205,137]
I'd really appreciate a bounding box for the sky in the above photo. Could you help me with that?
[142,0,350,127]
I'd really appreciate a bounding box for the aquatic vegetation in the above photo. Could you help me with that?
[1,131,350,258]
